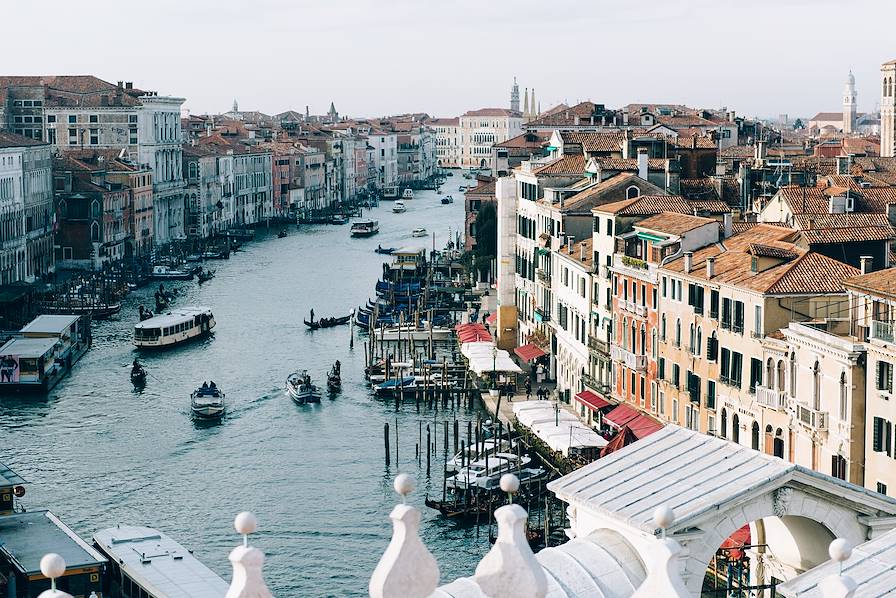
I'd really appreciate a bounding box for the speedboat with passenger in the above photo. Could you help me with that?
[286,370,321,404]
[191,383,225,419]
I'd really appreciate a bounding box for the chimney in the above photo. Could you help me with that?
[117,81,123,89]
[580,243,585,261]
[706,256,715,278]
[684,251,693,273]
[723,212,733,238]
[637,148,649,180]
[125,82,133,90]
[755,140,767,163]
[567,235,574,253]
[860,256,872,274]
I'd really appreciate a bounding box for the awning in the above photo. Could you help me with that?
[514,343,546,362]
[485,312,497,325]
[628,415,663,439]
[603,404,641,428]
[600,426,637,457]
[719,525,751,561]
[574,390,611,412]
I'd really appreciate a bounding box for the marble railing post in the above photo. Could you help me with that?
[36,554,74,598]
[226,512,273,598]
[369,473,439,598]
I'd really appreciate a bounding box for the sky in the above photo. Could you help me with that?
[4,0,896,121]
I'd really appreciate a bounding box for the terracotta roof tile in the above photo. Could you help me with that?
[533,154,586,175]
[0,131,47,148]
[636,211,715,236]
[844,268,896,297]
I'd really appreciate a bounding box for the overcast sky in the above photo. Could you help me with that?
[6,0,896,120]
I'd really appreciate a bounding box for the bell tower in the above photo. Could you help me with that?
[882,60,896,157]
[842,70,857,134]
[510,77,520,112]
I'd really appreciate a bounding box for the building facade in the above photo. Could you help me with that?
[881,59,896,157]
[459,109,523,169]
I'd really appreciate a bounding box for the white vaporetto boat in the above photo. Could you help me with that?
[133,307,215,348]
[190,384,226,419]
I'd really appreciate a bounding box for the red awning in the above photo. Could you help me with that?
[486,312,497,324]
[628,415,663,439]
[603,404,641,428]
[600,426,638,457]
[456,323,492,343]
[574,390,611,411]
[719,525,751,560]
[514,343,546,362]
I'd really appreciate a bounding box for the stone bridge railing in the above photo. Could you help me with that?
[37,474,858,598]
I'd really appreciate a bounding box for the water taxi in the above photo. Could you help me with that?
[402,188,414,199]
[150,265,193,280]
[392,200,407,213]
[350,219,380,237]
[191,384,226,419]
[133,307,215,349]
[441,195,454,204]
[286,370,321,404]
[93,525,229,598]
[411,227,427,237]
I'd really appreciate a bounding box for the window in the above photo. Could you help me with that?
[732,414,740,444]
[706,380,716,409]
[90,221,99,241]
[733,301,745,333]
[831,455,847,481]
[720,348,731,384]
[839,372,848,421]
[731,352,743,388]
[873,417,892,455]
[790,353,797,396]
[89,114,98,123]
[688,284,704,314]
[754,305,762,336]
[687,371,701,404]
[751,421,760,450]
[812,361,821,410]
[721,298,732,329]
[129,114,138,123]
[68,115,77,124]
[877,361,894,392]
[689,323,695,353]
[660,315,667,341]
[674,319,681,347]
[47,114,55,123]
[130,127,138,144]
[671,397,678,423]
[672,364,680,388]
[720,408,727,438]
[707,332,718,361]
[709,289,719,319]
[593,217,600,233]
[749,358,762,393]
[662,277,667,297]
[89,128,98,145]
[658,357,666,380]
[68,128,78,145]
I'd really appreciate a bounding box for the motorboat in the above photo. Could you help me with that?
[350,219,380,237]
[441,195,454,204]
[411,227,427,237]
[133,307,215,349]
[392,201,407,213]
[458,185,467,192]
[374,246,396,255]
[372,325,452,342]
[446,453,533,491]
[402,188,414,200]
[150,265,193,281]
[330,214,349,225]
[383,186,400,200]
[286,370,321,404]
[373,376,416,397]
[191,384,225,419]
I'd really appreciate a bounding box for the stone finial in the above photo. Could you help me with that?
[226,512,273,598]
[818,538,856,598]
[632,506,689,597]
[473,504,547,598]
[370,475,439,598]
[36,553,74,598]
[500,473,520,503]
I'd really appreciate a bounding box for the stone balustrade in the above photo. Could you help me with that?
[34,476,859,598]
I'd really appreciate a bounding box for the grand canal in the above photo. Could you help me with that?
[0,184,489,596]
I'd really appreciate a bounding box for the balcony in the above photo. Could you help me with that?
[872,320,894,343]
[588,337,609,354]
[756,385,786,411]
[536,268,552,285]
[610,344,647,372]
[582,373,611,395]
[613,254,657,282]
[795,403,828,431]
[534,307,550,323]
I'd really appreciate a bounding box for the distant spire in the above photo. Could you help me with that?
[232,99,238,113]
[511,77,520,112]
[530,88,536,118]
[523,88,529,117]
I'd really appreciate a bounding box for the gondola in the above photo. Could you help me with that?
[304,314,352,329]
[374,246,396,255]
[197,269,215,284]
[277,229,288,238]
[130,365,147,386]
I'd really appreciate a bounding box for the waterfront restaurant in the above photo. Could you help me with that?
[0,510,106,598]
[0,314,90,391]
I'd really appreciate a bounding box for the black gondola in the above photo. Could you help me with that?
[304,314,352,329]
[130,362,147,386]
[197,269,215,284]
[278,229,288,238]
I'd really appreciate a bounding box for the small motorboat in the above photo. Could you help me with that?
[150,265,193,281]
[287,370,321,404]
[402,188,414,200]
[411,228,427,237]
[374,246,396,255]
[191,383,226,419]
[130,363,147,386]
[330,214,349,225]
[392,201,407,213]
[277,229,288,238]
[441,195,454,204]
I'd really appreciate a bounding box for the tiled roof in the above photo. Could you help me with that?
[533,154,586,175]
[462,108,521,117]
[663,224,858,294]
[844,268,896,297]
[656,114,717,128]
[800,226,895,244]
[558,131,625,153]
[494,131,548,149]
[557,237,594,268]
[464,179,496,197]
[566,173,665,213]
[636,211,715,236]
[595,194,728,217]
[591,157,669,172]
[0,131,47,148]
[809,112,842,121]
[671,134,717,149]
[747,243,798,260]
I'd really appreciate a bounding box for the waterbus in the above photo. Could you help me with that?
[133,307,215,349]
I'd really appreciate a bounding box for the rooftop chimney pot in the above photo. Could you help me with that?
[684,252,693,274]
[860,256,872,275]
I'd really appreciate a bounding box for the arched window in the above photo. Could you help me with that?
[90,221,99,241]
[58,199,67,218]
[766,358,774,389]
[720,408,727,439]
[812,361,821,410]
[689,323,695,353]
[639,324,646,356]
[626,185,640,199]
[751,421,760,450]
[732,414,740,444]
[765,424,774,454]
[188,162,198,179]
[631,322,637,353]
[789,353,797,397]
[622,317,628,350]
[660,315,666,341]
[696,327,702,356]
[839,372,848,421]
[91,199,100,219]
[776,360,785,390]
[773,428,785,459]
[651,329,658,358]
[675,319,681,347]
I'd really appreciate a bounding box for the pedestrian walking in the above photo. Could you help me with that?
[525,378,532,400]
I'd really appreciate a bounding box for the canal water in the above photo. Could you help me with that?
[0,181,491,596]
